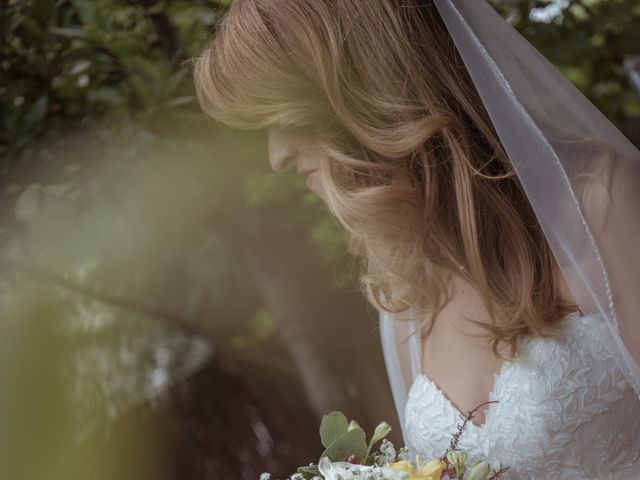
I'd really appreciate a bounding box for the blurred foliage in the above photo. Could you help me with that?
[0,0,221,155]
[491,0,640,121]
[2,0,638,161]
[0,0,341,259]
[0,1,639,478]
[0,288,180,480]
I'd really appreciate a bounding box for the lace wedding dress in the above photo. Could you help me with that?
[403,311,640,479]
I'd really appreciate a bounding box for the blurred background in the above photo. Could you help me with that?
[1,1,639,479]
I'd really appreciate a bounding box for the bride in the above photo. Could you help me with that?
[193,0,640,478]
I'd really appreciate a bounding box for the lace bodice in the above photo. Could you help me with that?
[404,311,640,479]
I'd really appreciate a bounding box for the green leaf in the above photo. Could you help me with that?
[319,411,349,449]
[370,421,392,447]
[467,460,490,480]
[49,27,85,39]
[364,421,392,462]
[296,464,320,479]
[348,420,361,431]
[320,427,367,463]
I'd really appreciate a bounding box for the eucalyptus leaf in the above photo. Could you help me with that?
[320,427,367,463]
[319,411,349,449]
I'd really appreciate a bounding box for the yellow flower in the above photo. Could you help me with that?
[389,455,446,480]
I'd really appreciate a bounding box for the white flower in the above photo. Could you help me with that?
[379,439,397,464]
[318,457,408,480]
[381,466,410,480]
[396,447,410,462]
[259,474,271,480]
[318,457,366,480]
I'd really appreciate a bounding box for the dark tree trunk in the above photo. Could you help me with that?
[223,202,400,438]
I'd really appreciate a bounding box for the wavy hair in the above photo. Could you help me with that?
[192,0,581,359]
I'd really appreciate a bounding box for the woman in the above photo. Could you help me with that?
[193,0,640,477]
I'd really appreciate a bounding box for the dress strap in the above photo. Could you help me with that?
[379,307,424,445]
[408,309,423,380]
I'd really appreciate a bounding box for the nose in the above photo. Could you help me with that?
[268,127,297,173]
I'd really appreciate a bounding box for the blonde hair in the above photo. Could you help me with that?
[192,0,580,359]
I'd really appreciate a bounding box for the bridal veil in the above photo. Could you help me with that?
[380,0,640,445]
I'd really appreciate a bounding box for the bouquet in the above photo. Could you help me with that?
[260,401,509,480]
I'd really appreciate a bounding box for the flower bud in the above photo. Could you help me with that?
[467,461,490,480]
[446,450,467,478]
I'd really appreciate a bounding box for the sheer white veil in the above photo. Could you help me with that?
[379,0,640,446]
